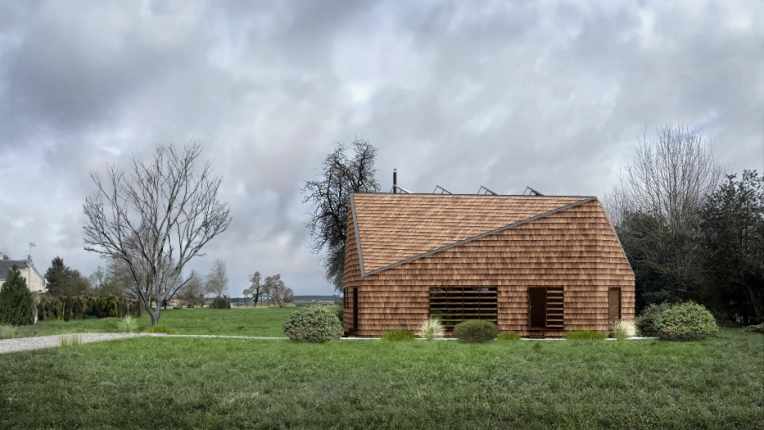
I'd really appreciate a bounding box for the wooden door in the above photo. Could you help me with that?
[352,288,358,332]
[608,288,621,325]
[529,288,547,329]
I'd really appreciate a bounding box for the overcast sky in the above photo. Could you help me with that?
[0,0,762,296]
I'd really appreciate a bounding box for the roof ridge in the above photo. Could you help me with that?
[352,193,596,198]
[359,197,595,277]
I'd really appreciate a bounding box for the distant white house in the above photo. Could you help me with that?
[0,255,46,293]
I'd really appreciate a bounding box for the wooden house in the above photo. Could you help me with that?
[342,193,635,337]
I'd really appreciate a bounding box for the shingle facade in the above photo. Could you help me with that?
[342,193,635,337]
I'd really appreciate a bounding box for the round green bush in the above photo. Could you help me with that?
[209,296,231,309]
[283,305,343,342]
[635,303,670,337]
[654,302,718,341]
[453,320,499,342]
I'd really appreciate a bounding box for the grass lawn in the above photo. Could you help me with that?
[1,329,762,429]
[14,306,301,338]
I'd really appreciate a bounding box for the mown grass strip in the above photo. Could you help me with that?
[1,328,761,429]
[15,306,301,338]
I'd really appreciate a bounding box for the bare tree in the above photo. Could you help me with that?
[175,270,205,308]
[607,124,724,229]
[83,142,232,326]
[205,259,229,298]
[302,139,380,291]
[265,274,293,307]
[605,124,724,304]
[243,271,264,306]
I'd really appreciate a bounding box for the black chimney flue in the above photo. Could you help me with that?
[393,169,397,194]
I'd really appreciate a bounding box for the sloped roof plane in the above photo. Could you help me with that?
[350,193,594,276]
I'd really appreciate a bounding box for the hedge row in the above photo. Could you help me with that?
[37,294,141,322]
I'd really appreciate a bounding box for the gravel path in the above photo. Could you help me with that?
[0,333,143,354]
[0,334,293,355]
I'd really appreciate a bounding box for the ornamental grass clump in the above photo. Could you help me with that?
[613,319,636,340]
[0,324,15,339]
[453,320,499,342]
[116,315,139,333]
[416,317,445,340]
[60,334,81,347]
[497,331,521,341]
[565,329,606,341]
[654,302,718,341]
[282,305,343,342]
[380,329,415,341]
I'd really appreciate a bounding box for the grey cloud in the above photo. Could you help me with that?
[1,0,762,295]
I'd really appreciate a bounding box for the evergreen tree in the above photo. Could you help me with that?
[44,256,68,294]
[699,170,764,322]
[45,256,91,296]
[0,265,32,325]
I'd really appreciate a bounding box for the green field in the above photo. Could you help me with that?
[15,306,300,338]
[1,328,762,429]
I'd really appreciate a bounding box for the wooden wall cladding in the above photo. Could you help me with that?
[344,197,635,337]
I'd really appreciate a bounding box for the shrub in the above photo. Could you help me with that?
[116,315,139,333]
[0,265,32,326]
[565,329,606,341]
[417,317,445,340]
[613,319,636,340]
[380,329,415,341]
[336,306,343,323]
[0,324,15,339]
[497,331,521,341]
[655,302,718,341]
[453,320,499,342]
[282,305,343,342]
[144,325,178,334]
[635,303,670,337]
[209,296,231,309]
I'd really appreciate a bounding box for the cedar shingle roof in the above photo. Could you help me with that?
[351,193,591,274]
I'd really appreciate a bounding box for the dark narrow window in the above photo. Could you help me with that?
[352,288,358,331]
[429,287,497,329]
[608,288,621,326]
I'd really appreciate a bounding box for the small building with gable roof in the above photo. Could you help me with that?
[342,193,634,338]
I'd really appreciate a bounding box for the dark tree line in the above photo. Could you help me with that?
[608,125,763,323]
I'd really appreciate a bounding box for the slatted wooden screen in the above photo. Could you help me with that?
[429,287,498,329]
[546,287,564,330]
[528,286,564,330]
